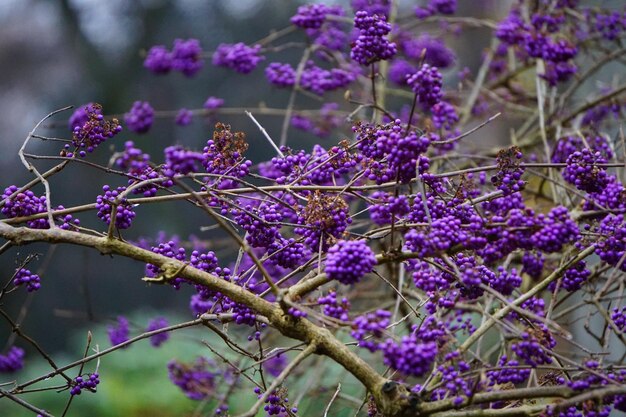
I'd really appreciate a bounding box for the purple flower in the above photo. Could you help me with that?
[212,43,265,74]
[107,316,130,347]
[124,101,154,134]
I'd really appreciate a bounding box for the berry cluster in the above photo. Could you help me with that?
[70,373,100,395]
[351,11,397,65]
[65,103,122,157]
[0,346,25,373]
[351,309,392,352]
[290,4,343,29]
[1,186,79,229]
[167,357,217,400]
[124,101,154,134]
[325,240,376,285]
[202,123,252,180]
[13,267,41,292]
[563,149,609,193]
[144,38,204,76]
[407,64,443,110]
[175,108,193,126]
[382,336,438,377]
[318,291,350,321]
[107,316,130,347]
[146,317,170,347]
[355,120,431,184]
[294,191,351,250]
[95,185,136,230]
[415,0,457,18]
[491,146,525,195]
[266,61,357,96]
[400,33,456,68]
[212,43,264,74]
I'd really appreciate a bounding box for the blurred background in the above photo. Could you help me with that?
[0,0,514,415]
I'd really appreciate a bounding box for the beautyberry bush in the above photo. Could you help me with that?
[2,1,626,417]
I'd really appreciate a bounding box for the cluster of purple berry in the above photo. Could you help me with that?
[382,335,438,377]
[415,0,457,18]
[144,38,204,76]
[351,10,397,65]
[65,103,122,157]
[175,108,193,126]
[294,191,352,250]
[563,149,609,193]
[611,307,626,332]
[318,291,350,321]
[511,327,556,367]
[95,185,136,230]
[290,4,343,29]
[212,43,264,74]
[350,309,391,352]
[70,373,100,395]
[107,316,130,347]
[266,61,357,96]
[1,185,79,229]
[400,33,456,68]
[355,120,431,184]
[167,357,217,400]
[0,346,25,373]
[163,145,205,177]
[13,267,41,292]
[325,239,376,285]
[254,386,297,416]
[124,101,154,134]
[491,146,525,195]
[202,123,253,181]
[407,64,443,110]
[146,317,170,347]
